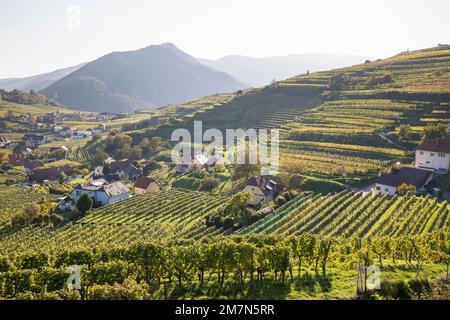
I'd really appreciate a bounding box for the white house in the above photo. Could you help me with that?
[415,139,450,173]
[242,175,285,206]
[374,166,434,196]
[71,179,129,206]
[134,176,161,195]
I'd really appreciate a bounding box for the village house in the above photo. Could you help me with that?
[134,176,161,195]
[8,153,25,166]
[29,165,75,183]
[374,166,434,196]
[373,139,450,196]
[22,133,47,146]
[71,179,129,206]
[415,138,450,174]
[23,160,44,174]
[94,159,141,181]
[59,127,77,137]
[242,175,285,206]
[0,136,11,148]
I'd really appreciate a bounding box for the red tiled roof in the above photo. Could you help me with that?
[376,167,434,189]
[30,165,74,182]
[134,176,158,189]
[417,139,450,153]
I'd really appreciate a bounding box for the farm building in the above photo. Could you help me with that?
[242,175,285,206]
[29,165,76,183]
[415,139,450,174]
[134,176,161,195]
[71,179,129,206]
[374,166,434,196]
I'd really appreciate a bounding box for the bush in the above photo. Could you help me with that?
[379,279,412,300]
[88,278,149,300]
[50,214,65,226]
[223,217,234,229]
[76,194,93,216]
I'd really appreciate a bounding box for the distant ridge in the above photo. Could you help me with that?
[0,63,87,92]
[199,53,369,87]
[40,43,245,113]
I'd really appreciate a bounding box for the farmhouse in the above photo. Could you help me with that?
[134,176,161,195]
[71,179,129,206]
[0,136,11,148]
[374,166,434,196]
[22,134,46,146]
[23,160,44,173]
[29,165,75,183]
[8,153,25,166]
[415,138,450,173]
[108,161,141,181]
[242,175,285,206]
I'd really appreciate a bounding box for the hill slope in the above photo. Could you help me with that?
[137,45,449,179]
[199,53,369,87]
[0,63,86,92]
[40,43,245,113]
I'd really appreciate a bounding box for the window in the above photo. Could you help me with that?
[426,161,430,164]
[438,152,446,158]
[385,188,389,192]
[431,153,435,157]
[376,186,381,190]
[420,151,424,155]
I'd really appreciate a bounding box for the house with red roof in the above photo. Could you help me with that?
[415,138,450,173]
[134,176,161,195]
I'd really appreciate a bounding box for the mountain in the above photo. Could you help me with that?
[0,63,86,92]
[199,53,369,87]
[40,43,245,113]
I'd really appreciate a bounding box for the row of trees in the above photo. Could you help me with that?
[1,233,450,299]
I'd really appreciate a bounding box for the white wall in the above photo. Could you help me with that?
[374,183,397,196]
[416,150,450,171]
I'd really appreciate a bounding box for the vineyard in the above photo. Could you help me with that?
[239,191,450,238]
[67,140,101,162]
[0,232,449,300]
[0,187,49,228]
[0,189,226,255]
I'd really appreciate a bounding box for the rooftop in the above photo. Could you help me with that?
[417,139,450,153]
[376,166,434,189]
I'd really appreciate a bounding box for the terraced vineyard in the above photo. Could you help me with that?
[66,140,101,161]
[135,46,449,181]
[238,191,450,238]
[0,189,226,254]
[0,187,49,227]
[279,99,411,175]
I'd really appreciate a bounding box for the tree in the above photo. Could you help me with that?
[398,125,412,141]
[221,192,253,217]
[91,148,108,167]
[232,163,261,181]
[397,183,416,196]
[199,177,220,193]
[76,194,93,216]
[129,146,143,161]
[0,151,7,165]
[288,175,305,190]
[422,124,449,142]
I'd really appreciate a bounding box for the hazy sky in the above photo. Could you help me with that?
[0,0,449,78]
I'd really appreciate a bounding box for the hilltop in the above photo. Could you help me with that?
[0,63,86,92]
[138,45,450,182]
[40,43,245,113]
[199,53,368,87]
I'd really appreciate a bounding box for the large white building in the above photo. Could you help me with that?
[415,139,450,173]
[374,166,434,196]
[373,139,450,196]
[71,179,129,206]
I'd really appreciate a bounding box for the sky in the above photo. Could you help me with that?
[0,0,449,78]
